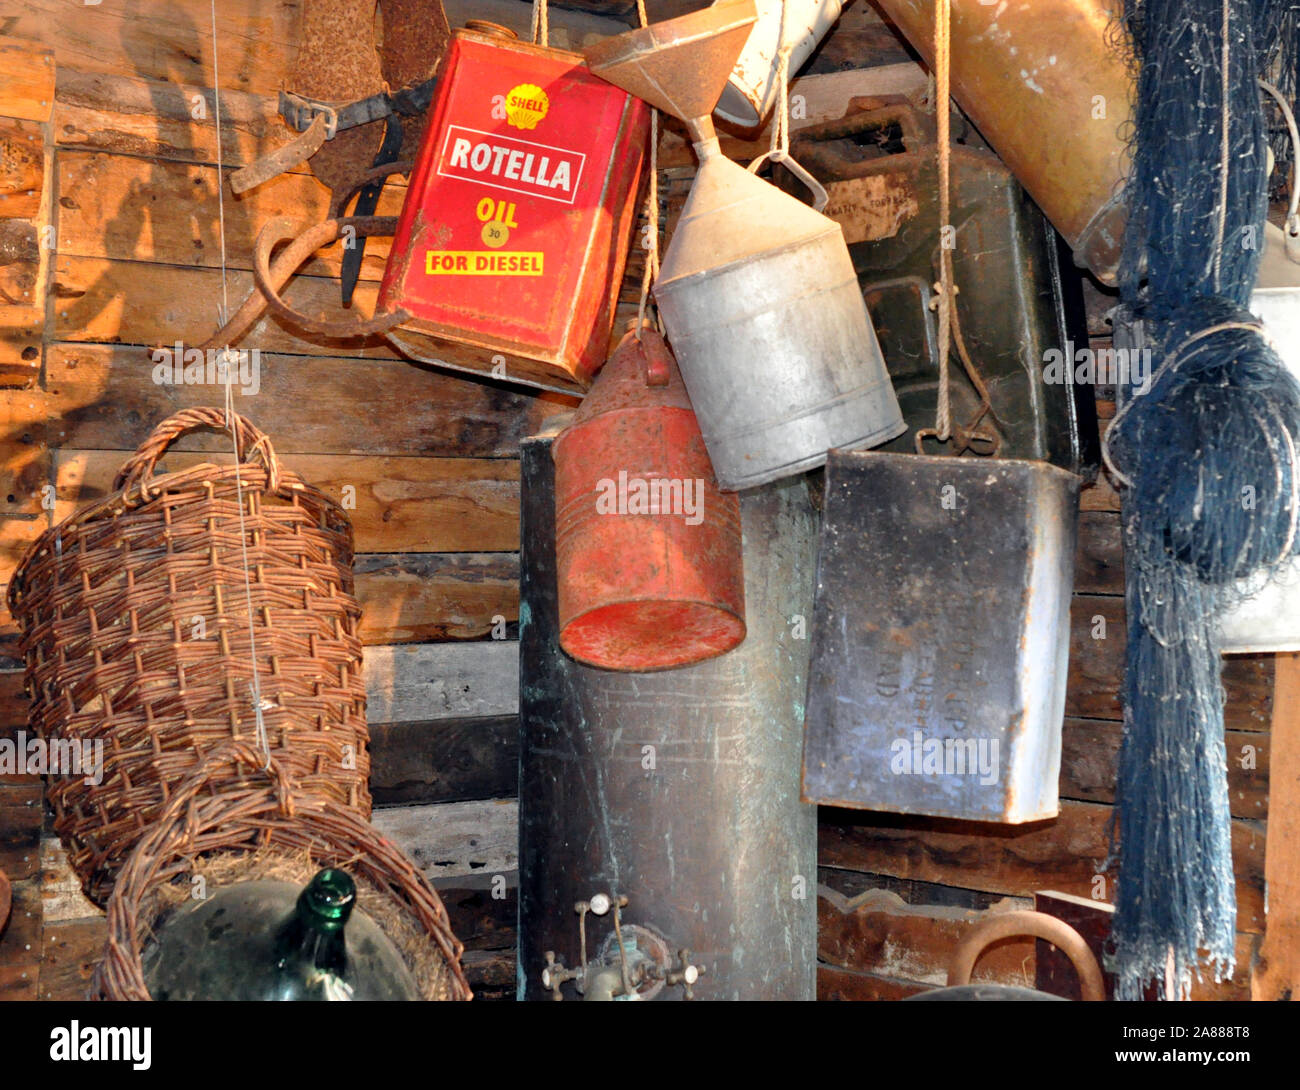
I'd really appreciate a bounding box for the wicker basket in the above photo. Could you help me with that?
[7,408,371,904]
[94,743,471,1000]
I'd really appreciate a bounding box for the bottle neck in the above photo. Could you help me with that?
[273,869,356,971]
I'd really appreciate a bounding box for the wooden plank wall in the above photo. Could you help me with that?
[0,0,1287,1003]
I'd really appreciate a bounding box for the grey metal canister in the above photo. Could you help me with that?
[654,145,906,491]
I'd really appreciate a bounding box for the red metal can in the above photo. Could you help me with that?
[378,24,650,394]
[553,328,746,671]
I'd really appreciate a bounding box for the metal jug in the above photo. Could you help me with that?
[873,0,1131,285]
[552,328,745,671]
[802,450,1080,823]
[518,431,818,1000]
[585,0,905,491]
[791,106,1101,477]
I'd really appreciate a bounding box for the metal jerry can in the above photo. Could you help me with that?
[790,106,1100,477]
[518,430,817,1000]
[552,328,745,671]
[377,22,651,394]
[802,451,1080,824]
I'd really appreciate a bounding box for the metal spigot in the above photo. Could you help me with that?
[541,950,581,1001]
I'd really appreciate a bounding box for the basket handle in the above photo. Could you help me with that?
[113,408,284,496]
[948,909,1106,1001]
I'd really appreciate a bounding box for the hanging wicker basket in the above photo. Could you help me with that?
[7,408,371,905]
[94,743,471,1001]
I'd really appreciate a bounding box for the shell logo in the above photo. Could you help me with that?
[505,83,549,130]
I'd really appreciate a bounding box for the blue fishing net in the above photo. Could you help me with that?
[1106,0,1300,1000]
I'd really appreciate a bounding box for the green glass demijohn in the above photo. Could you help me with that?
[143,868,420,1001]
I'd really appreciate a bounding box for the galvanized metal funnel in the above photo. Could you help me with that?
[584,0,758,143]
[584,1,904,491]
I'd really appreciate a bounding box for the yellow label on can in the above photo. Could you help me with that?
[426,250,544,276]
[505,83,549,130]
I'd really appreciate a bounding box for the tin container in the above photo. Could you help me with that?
[873,0,1130,285]
[518,432,817,1000]
[791,106,1100,477]
[654,143,906,490]
[553,328,745,671]
[714,0,844,130]
[802,450,1080,824]
[377,23,650,394]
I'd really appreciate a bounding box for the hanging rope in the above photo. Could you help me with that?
[208,0,271,769]
[747,0,828,211]
[1107,0,1300,1001]
[634,0,660,341]
[913,0,999,457]
[531,0,549,48]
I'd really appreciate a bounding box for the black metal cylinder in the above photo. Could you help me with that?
[517,434,818,1001]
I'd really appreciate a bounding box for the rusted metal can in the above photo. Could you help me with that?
[873,0,1131,285]
[518,432,817,1000]
[553,328,745,671]
[377,23,650,394]
[802,450,1080,824]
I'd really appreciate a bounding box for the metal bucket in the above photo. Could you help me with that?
[713,0,844,130]
[873,0,1131,285]
[802,449,1080,824]
[791,106,1101,476]
[1219,221,1300,653]
[655,144,906,490]
[552,328,746,670]
[518,432,818,1000]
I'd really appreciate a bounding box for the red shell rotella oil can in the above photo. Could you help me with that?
[377,22,651,394]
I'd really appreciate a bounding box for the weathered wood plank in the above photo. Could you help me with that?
[0,781,42,881]
[53,448,521,553]
[0,669,23,729]
[0,1,299,96]
[817,962,932,1000]
[1254,653,1300,1000]
[1,516,45,661]
[50,256,399,357]
[369,714,518,806]
[818,800,1267,933]
[1067,594,1274,730]
[1073,510,1122,596]
[55,150,401,279]
[53,68,295,169]
[371,798,519,882]
[0,305,42,388]
[39,837,96,925]
[817,885,1036,987]
[0,878,40,1000]
[37,915,103,1001]
[1060,717,1267,820]
[43,342,571,458]
[1,389,50,523]
[363,642,519,725]
[356,553,519,645]
[0,38,54,122]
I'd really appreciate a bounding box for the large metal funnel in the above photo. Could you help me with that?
[583,0,904,490]
[584,0,758,143]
